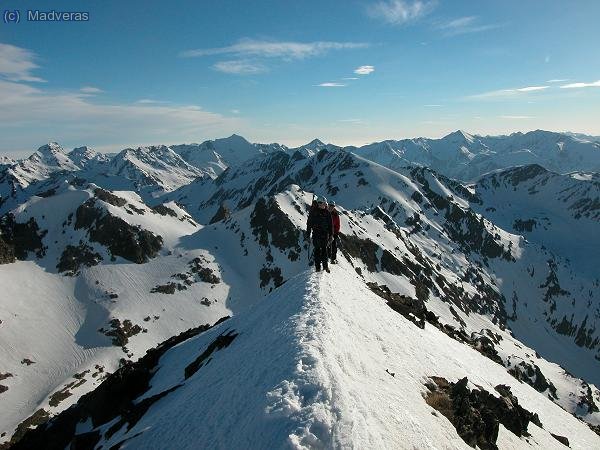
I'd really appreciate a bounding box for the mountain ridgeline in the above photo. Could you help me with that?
[0,130,599,449]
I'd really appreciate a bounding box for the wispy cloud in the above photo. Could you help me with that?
[0,43,45,82]
[560,80,600,89]
[315,82,346,87]
[354,65,375,75]
[367,0,435,25]
[516,86,548,92]
[181,38,369,60]
[231,109,240,114]
[469,85,549,99]
[0,78,241,151]
[80,86,103,94]
[338,118,362,123]
[212,60,267,75]
[136,99,167,104]
[547,79,568,83]
[343,77,359,80]
[424,104,442,107]
[499,115,534,120]
[436,16,501,36]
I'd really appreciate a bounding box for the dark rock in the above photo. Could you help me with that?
[21,358,35,366]
[104,319,143,347]
[513,219,537,232]
[508,361,558,400]
[48,390,72,407]
[189,258,220,284]
[250,197,301,260]
[2,409,50,449]
[550,433,569,447]
[151,204,177,217]
[150,283,177,294]
[367,282,426,328]
[0,214,46,260]
[339,234,379,272]
[56,243,102,275]
[75,200,162,264]
[36,188,56,198]
[94,188,127,207]
[0,235,15,264]
[209,204,231,224]
[184,330,238,379]
[471,334,504,366]
[425,377,544,450]
[260,266,284,289]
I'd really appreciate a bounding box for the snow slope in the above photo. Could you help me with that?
[11,267,600,449]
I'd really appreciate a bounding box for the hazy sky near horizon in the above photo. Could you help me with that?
[1,0,599,155]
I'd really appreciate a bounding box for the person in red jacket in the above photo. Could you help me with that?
[328,200,340,264]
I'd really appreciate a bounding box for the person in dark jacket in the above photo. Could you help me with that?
[306,196,333,272]
[328,200,340,263]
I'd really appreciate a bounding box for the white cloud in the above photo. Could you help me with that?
[499,115,534,120]
[80,86,103,94]
[367,0,435,25]
[436,16,501,36]
[354,65,375,75]
[212,60,267,75]
[0,43,45,82]
[469,85,549,99]
[516,86,548,92]
[315,82,347,87]
[338,118,363,123]
[0,79,241,151]
[136,99,167,104]
[343,77,359,80]
[231,109,240,114]
[560,80,600,89]
[424,104,442,107]
[181,38,369,60]
[547,79,568,83]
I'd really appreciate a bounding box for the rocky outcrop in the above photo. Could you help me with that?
[56,243,102,276]
[0,236,15,264]
[75,200,162,264]
[93,188,127,207]
[250,197,301,261]
[0,215,46,260]
[425,377,544,450]
[209,204,231,224]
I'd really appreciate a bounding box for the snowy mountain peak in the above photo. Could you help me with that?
[36,141,65,156]
[69,146,110,168]
[443,130,475,144]
[106,145,204,193]
[305,138,326,149]
[29,142,78,169]
[214,134,253,149]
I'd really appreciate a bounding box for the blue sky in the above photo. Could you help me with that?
[1,0,599,155]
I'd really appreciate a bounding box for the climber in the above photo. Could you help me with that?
[328,200,340,264]
[306,195,333,272]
